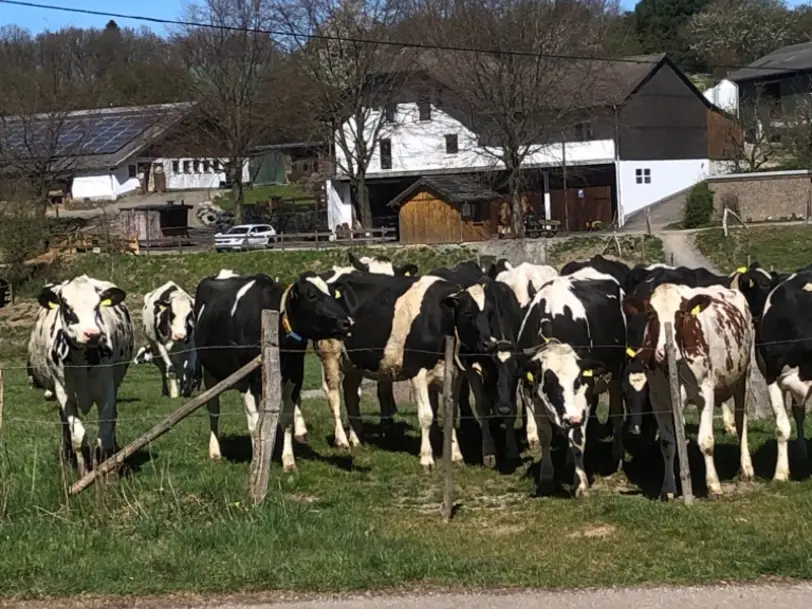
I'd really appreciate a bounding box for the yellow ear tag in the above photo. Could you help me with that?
[100,298,113,307]
[691,305,701,315]
[334,289,341,299]
[543,336,551,344]
[747,279,754,288]
[48,301,58,310]
[626,347,637,358]
[526,372,534,382]
[736,266,747,274]
[158,303,167,311]
[582,369,593,377]
[404,271,411,276]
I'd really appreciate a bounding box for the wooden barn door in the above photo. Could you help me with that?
[152,163,167,193]
[399,191,461,244]
[550,185,613,231]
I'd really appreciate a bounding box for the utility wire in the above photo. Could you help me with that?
[0,0,794,76]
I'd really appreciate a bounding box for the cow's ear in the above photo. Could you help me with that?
[99,287,126,307]
[397,263,418,277]
[348,252,367,272]
[521,358,543,389]
[527,280,537,301]
[681,294,712,316]
[442,291,462,310]
[38,287,59,310]
[579,359,607,379]
[622,296,646,317]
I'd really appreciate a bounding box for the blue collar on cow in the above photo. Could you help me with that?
[280,284,304,343]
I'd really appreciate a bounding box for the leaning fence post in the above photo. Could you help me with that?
[441,335,456,521]
[249,310,282,505]
[664,322,694,505]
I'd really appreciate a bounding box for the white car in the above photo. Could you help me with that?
[214,224,277,252]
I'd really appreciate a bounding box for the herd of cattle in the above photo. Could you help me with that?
[22,251,812,500]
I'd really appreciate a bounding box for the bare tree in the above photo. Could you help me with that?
[277,0,408,227]
[726,90,784,172]
[173,0,283,223]
[413,0,617,236]
[0,27,100,211]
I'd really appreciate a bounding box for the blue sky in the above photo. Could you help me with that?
[1,0,810,33]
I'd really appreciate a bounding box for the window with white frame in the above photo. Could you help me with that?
[635,168,651,184]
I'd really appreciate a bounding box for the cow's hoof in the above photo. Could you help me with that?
[283,461,298,473]
[660,491,676,502]
[421,458,435,472]
[573,486,589,498]
[533,478,555,498]
[294,433,309,445]
[773,470,790,483]
[707,485,722,499]
[740,467,755,483]
[209,453,222,462]
[483,454,497,469]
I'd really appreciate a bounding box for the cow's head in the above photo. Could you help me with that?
[283,272,353,340]
[38,276,126,356]
[520,343,605,429]
[347,252,418,277]
[730,261,779,321]
[623,284,712,366]
[154,287,195,344]
[445,279,521,416]
[487,258,512,278]
[622,347,649,435]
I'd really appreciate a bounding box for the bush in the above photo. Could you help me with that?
[683,182,715,229]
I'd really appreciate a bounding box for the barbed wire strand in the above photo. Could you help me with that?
[0,0,803,77]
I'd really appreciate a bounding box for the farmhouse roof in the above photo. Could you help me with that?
[727,42,812,82]
[0,102,192,170]
[387,175,500,209]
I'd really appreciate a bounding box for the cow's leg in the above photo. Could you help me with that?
[652,398,677,500]
[697,385,721,496]
[65,404,88,476]
[412,369,435,470]
[535,411,555,496]
[342,370,364,448]
[241,389,260,457]
[522,390,540,451]
[293,403,308,444]
[768,381,792,481]
[608,379,625,473]
[781,374,810,466]
[321,355,349,448]
[96,381,118,463]
[155,342,179,398]
[721,399,737,436]
[280,380,298,472]
[570,419,589,497]
[733,377,754,482]
[377,380,397,438]
[467,369,496,467]
[204,371,222,461]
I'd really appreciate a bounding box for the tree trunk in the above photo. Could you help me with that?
[352,172,372,228]
[231,161,245,224]
[507,161,524,238]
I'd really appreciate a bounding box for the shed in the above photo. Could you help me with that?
[119,202,193,247]
[388,176,499,244]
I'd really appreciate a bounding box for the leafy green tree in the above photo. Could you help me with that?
[634,0,710,72]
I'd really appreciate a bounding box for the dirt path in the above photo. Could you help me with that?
[5,583,812,609]
[660,232,720,272]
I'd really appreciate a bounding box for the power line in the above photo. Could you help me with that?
[0,0,794,76]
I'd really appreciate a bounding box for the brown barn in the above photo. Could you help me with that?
[388,176,499,244]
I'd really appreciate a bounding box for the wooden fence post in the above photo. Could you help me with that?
[645,206,652,236]
[441,335,456,521]
[664,322,694,505]
[249,310,282,505]
[69,356,262,495]
[670,252,675,266]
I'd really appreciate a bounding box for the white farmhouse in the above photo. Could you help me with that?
[327,53,738,237]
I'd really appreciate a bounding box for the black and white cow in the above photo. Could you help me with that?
[347,252,419,277]
[194,272,352,471]
[751,267,812,481]
[428,260,485,286]
[561,255,631,287]
[325,271,477,469]
[517,274,627,497]
[488,260,558,308]
[449,277,524,466]
[317,255,419,448]
[27,275,134,474]
[134,281,197,398]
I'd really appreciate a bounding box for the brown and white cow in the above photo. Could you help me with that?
[622,283,754,499]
